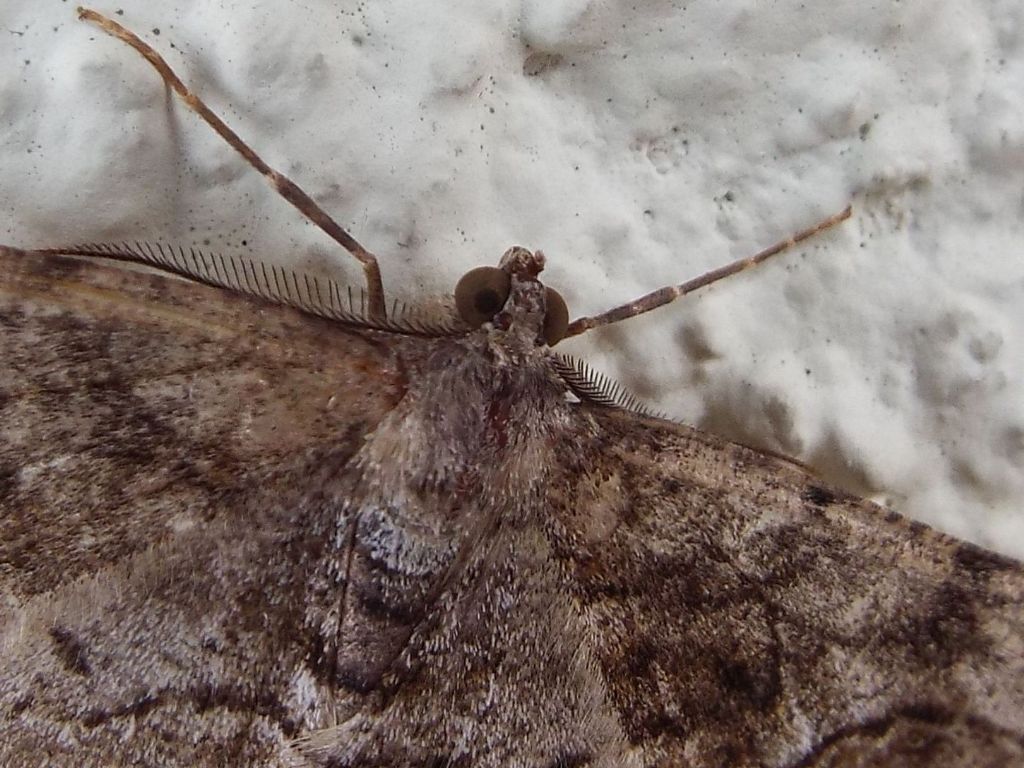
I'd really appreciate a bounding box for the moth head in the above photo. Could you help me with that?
[454,247,568,346]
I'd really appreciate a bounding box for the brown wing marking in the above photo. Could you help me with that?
[547,405,1024,767]
[0,247,405,597]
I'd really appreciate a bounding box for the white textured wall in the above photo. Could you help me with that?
[2,1,1022,556]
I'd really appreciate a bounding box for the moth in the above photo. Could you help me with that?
[1,8,1022,767]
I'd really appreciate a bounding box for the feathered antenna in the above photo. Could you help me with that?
[33,242,461,338]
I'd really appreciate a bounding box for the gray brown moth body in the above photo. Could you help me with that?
[2,9,1024,768]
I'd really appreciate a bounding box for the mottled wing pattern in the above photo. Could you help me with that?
[0,247,412,764]
[0,247,406,596]
[548,404,1024,767]
[3,245,1022,768]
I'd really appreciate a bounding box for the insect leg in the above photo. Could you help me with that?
[564,205,852,338]
[76,7,388,321]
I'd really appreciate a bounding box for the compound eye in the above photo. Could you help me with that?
[543,287,569,346]
[455,266,512,328]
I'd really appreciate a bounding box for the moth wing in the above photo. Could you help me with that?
[551,404,1024,767]
[0,247,404,599]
